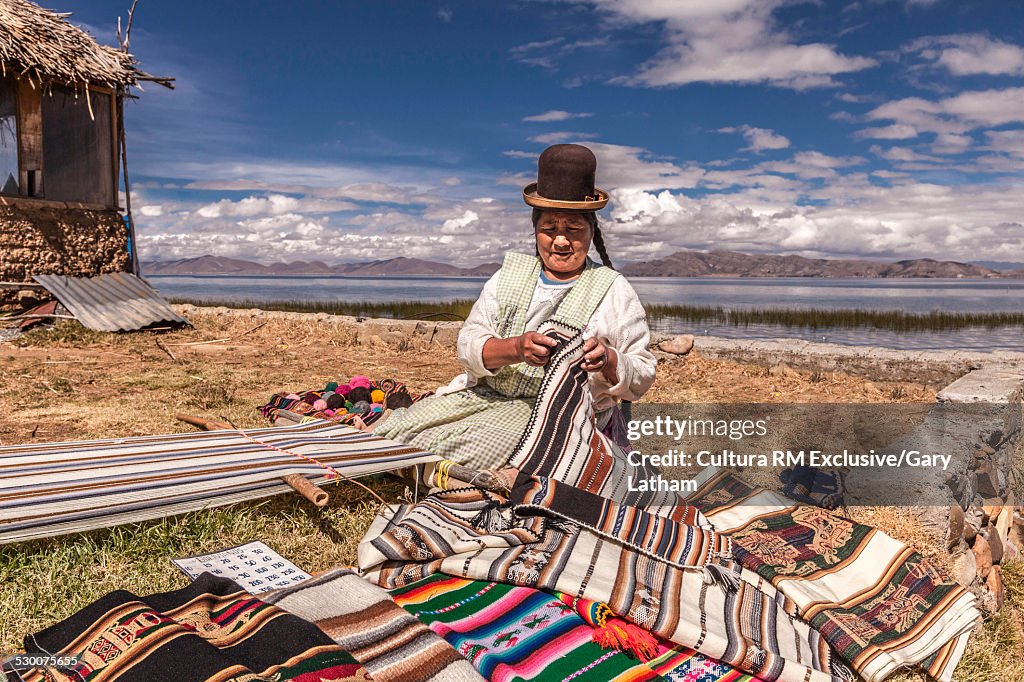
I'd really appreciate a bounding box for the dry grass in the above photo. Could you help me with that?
[1,311,1021,680]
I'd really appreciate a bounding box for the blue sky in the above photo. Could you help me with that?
[70,0,1024,266]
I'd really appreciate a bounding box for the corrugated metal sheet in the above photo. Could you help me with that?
[33,272,190,332]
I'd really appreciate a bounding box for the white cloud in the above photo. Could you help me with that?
[985,129,1024,158]
[858,123,921,139]
[563,0,875,89]
[717,125,791,152]
[907,34,1024,76]
[930,132,973,155]
[194,194,356,219]
[600,175,1024,263]
[440,209,479,233]
[436,6,453,23]
[139,205,164,217]
[863,88,1024,139]
[869,145,942,163]
[523,110,594,122]
[528,131,600,145]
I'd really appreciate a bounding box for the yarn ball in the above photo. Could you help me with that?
[325,393,345,409]
[344,401,354,410]
[349,375,372,389]
[325,381,339,393]
[323,408,335,417]
[334,407,348,415]
[386,391,414,410]
[348,386,372,404]
[313,399,328,411]
[370,403,383,413]
[370,389,386,404]
[351,400,370,414]
[285,393,301,401]
[337,384,351,396]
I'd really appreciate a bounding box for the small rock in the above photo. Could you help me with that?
[973,535,993,580]
[948,505,965,551]
[976,462,1000,497]
[963,520,978,545]
[658,334,694,355]
[1004,539,1020,563]
[956,473,976,507]
[987,566,1004,611]
[980,443,996,455]
[995,507,1012,543]
[651,349,676,363]
[989,526,1004,564]
[953,550,977,587]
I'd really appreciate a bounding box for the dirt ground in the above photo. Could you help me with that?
[0,309,938,446]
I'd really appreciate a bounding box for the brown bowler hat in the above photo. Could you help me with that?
[523,144,609,211]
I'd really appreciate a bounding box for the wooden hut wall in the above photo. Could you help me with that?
[41,85,116,206]
[0,76,119,208]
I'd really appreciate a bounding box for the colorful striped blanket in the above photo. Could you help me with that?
[0,420,439,544]
[390,573,665,681]
[391,573,767,682]
[264,568,483,682]
[358,489,846,682]
[688,469,980,682]
[13,573,367,682]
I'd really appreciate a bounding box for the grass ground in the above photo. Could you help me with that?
[1,309,1021,680]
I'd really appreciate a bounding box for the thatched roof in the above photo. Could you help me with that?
[0,0,136,89]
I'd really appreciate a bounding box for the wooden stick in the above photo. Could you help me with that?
[154,338,178,362]
[431,464,509,493]
[0,282,47,290]
[281,474,328,507]
[167,321,268,347]
[1,313,76,322]
[174,413,330,507]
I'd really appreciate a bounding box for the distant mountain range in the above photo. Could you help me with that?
[143,255,500,277]
[620,251,1022,279]
[143,252,1024,279]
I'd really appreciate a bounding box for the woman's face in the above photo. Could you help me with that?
[535,210,592,278]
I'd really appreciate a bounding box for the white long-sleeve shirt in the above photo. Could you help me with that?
[455,271,657,412]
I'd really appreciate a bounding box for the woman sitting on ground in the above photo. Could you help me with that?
[374,144,656,471]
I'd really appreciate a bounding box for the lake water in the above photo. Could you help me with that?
[148,275,1024,352]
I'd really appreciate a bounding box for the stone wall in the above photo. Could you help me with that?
[0,201,129,306]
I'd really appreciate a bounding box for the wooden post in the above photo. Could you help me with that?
[16,81,43,197]
[117,94,140,277]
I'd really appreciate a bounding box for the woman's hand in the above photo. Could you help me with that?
[482,332,559,370]
[581,337,618,383]
[515,331,559,367]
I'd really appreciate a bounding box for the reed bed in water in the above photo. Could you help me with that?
[167,297,478,321]
[644,304,1024,332]
[169,297,1024,332]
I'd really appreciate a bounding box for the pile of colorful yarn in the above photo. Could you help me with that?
[260,376,423,427]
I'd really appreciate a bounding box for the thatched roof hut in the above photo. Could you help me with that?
[0,0,171,303]
[0,0,136,89]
